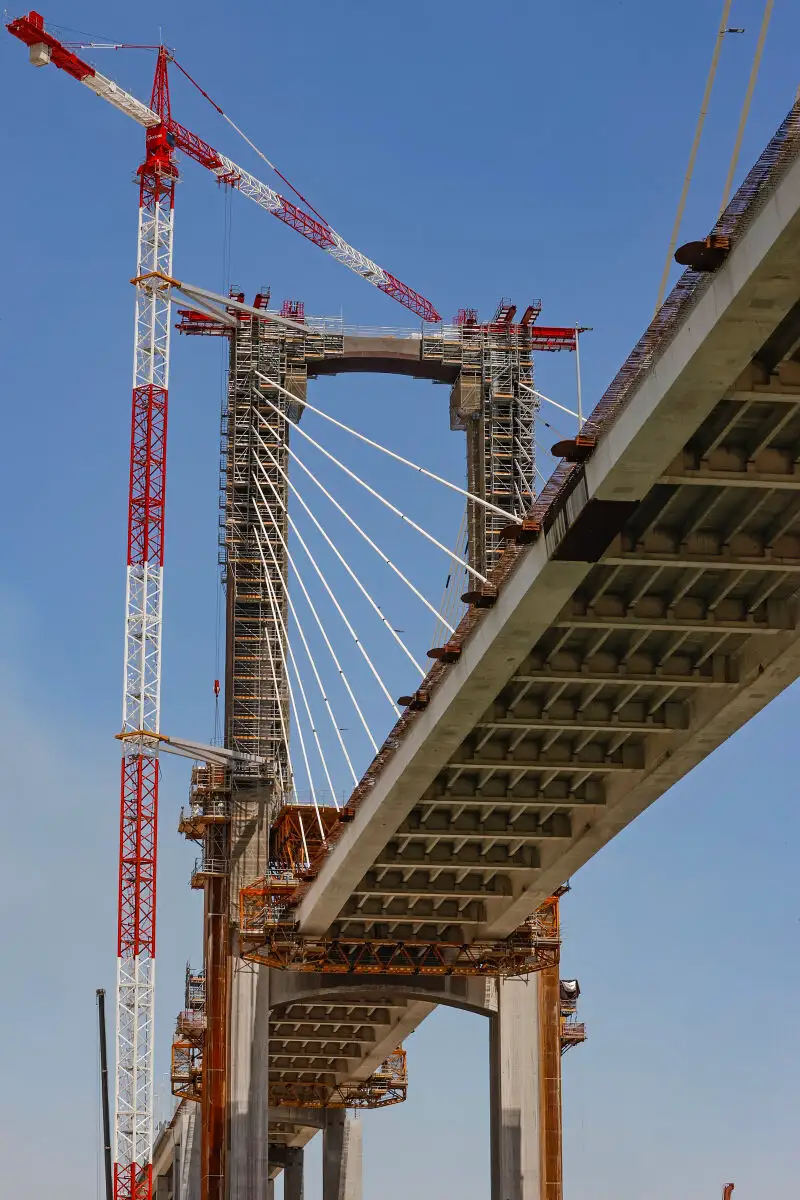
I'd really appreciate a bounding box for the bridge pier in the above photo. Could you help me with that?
[490,969,561,1200]
[323,1111,362,1200]
[227,959,271,1200]
[284,1146,304,1200]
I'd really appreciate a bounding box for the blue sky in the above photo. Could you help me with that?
[1,2,799,1198]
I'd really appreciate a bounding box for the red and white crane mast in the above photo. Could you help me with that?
[6,12,442,1200]
[116,49,176,1200]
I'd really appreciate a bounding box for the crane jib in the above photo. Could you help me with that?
[8,11,441,321]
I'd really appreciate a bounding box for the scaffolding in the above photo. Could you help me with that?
[176,295,346,1200]
[170,965,206,1103]
[270,803,341,873]
[424,302,574,574]
[223,313,293,790]
[559,977,586,1054]
[270,1050,407,1110]
[239,882,560,976]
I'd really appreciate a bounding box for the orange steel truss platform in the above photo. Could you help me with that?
[239,877,560,976]
[269,1050,407,1110]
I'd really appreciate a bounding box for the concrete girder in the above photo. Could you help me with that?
[271,1042,367,1058]
[395,812,572,839]
[508,666,730,687]
[486,614,800,934]
[374,845,541,871]
[276,1004,407,1022]
[352,872,514,898]
[554,607,793,633]
[661,470,800,488]
[271,1056,353,1071]
[444,753,644,772]
[726,386,800,404]
[272,1024,378,1042]
[605,549,800,570]
[276,1010,402,1026]
[342,896,487,920]
[419,788,607,808]
[475,714,686,732]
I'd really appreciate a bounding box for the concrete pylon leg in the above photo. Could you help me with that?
[323,1111,362,1200]
[177,1102,201,1200]
[228,959,270,1200]
[490,976,542,1200]
[284,1147,304,1200]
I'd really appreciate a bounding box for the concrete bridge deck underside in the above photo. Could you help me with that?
[294,123,800,943]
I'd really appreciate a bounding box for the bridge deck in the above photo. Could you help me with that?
[295,102,800,942]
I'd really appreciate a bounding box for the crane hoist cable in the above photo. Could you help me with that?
[167,53,331,226]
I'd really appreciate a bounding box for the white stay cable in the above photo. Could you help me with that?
[257,421,456,635]
[253,448,403,715]
[253,384,489,585]
[253,473,402,732]
[534,440,556,484]
[296,808,311,865]
[254,522,337,807]
[253,526,326,835]
[250,462,381,753]
[255,369,521,524]
[251,471,356,791]
[253,520,320,814]
[519,381,580,422]
[433,505,469,649]
[719,0,774,214]
[253,431,424,684]
[252,446,408,712]
[253,558,294,802]
[654,0,734,313]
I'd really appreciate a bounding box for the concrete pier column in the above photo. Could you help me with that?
[177,1101,201,1200]
[490,969,563,1200]
[490,975,540,1200]
[227,958,270,1200]
[323,1111,362,1200]
[284,1147,304,1200]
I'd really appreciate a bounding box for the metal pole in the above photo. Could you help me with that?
[97,988,114,1200]
[574,327,583,430]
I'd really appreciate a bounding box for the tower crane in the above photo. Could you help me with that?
[6,12,441,1200]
